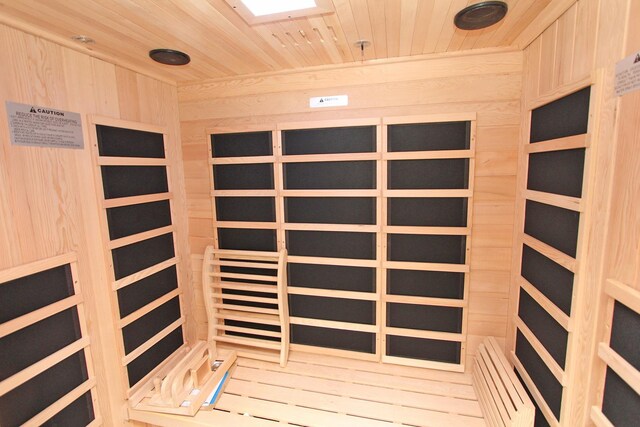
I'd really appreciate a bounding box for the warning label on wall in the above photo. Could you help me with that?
[6,101,84,149]
[615,51,640,96]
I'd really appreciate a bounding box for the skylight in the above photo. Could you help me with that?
[240,0,316,17]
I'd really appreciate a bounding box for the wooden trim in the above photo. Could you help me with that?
[212,292,277,305]
[210,155,276,165]
[209,271,278,283]
[597,343,640,396]
[383,149,473,160]
[0,337,90,397]
[384,226,470,235]
[118,288,181,329]
[514,317,567,386]
[214,324,281,339]
[604,278,640,315]
[215,221,277,230]
[97,156,169,166]
[0,252,76,283]
[22,379,97,427]
[0,294,82,340]
[512,351,560,427]
[525,190,583,212]
[212,189,277,197]
[521,233,577,272]
[288,255,377,268]
[518,277,572,331]
[525,133,589,154]
[277,117,381,131]
[382,355,465,373]
[283,223,377,233]
[281,189,379,197]
[290,317,377,333]
[290,343,379,362]
[288,286,377,301]
[122,317,185,366]
[526,76,594,111]
[384,189,473,198]
[109,226,175,250]
[385,294,466,308]
[384,327,464,343]
[103,192,172,209]
[279,152,379,163]
[112,257,179,291]
[383,260,469,273]
[590,407,615,427]
[212,259,279,270]
[90,116,167,135]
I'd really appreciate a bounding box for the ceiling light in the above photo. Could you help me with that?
[149,49,191,66]
[241,0,316,17]
[454,1,508,31]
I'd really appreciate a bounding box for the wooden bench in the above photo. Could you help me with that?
[473,337,535,427]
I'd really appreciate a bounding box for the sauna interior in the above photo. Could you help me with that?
[1,0,639,426]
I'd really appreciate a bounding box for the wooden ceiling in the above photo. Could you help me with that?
[0,0,570,83]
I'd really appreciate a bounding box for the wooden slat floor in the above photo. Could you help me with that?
[131,351,486,426]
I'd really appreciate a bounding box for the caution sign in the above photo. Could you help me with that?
[6,101,84,149]
[615,50,640,96]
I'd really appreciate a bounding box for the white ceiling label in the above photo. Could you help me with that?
[615,50,640,96]
[310,95,348,108]
[6,101,84,149]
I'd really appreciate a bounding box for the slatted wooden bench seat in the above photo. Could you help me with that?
[473,337,535,427]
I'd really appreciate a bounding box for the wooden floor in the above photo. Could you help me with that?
[130,351,486,427]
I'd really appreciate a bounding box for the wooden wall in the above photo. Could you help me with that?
[0,23,194,425]
[178,48,524,366]
[510,0,637,425]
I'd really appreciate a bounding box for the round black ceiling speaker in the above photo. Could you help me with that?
[149,49,191,65]
[454,1,508,30]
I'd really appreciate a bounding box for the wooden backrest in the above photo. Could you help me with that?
[202,247,290,367]
[472,337,535,427]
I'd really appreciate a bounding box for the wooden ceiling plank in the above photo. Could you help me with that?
[332,0,364,60]
[434,0,470,53]
[410,0,436,56]
[250,23,306,69]
[365,0,388,58]
[295,17,337,65]
[347,0,377,59]
[477,0,541,48]
[422,0,452,53]
[269,21,316,67]
[512,0,577,49]
[383,0,401,57]
[447,1,475,52]
[398,0,420,57]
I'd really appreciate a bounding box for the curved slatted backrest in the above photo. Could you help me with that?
[202,247,289,366]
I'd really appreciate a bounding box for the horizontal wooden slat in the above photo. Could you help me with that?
[525,133,588,153]
[384,294,466,307]
[383,260,469,273]
[288,286,376,301]
[289,317,377,333]
[118,288,181,328]
[385,326,465,343]
[214,324,281,339]
[209,271,277,282]
[384,226,470,235]
[381,354,465,373]
[22,378,96,427]
[112,257,179,291]
[214,335,282,350]
[0,337,90,397]
[521,233,577,272]
[122,317,184,366]
[217,310,281,326]
[213,303,279,316]
[213,293,277,305]
[514,317,566,386]
[383,113,477,125]
[383,149,473,160]
[590,406,615,427]
[604,278,640,315]
[215,221,277,230]
[212,249,280,260]
[130,406,280,426]
[0,294,82,339]
[598,343,640,396]
[0,253,76,284]
[525,190,583,212]
[103,192,172,209]
[212,259,278,269]
[279,152,380,163]
[288,256,377,268]
[97,156,168,166]
[210,155,276,165]
[518,276,571,331]
[211,190,277,197]
[283,223,378,233]
[281,189,379,197]
[109,225,174,250]
[384,189,472,198]
[211,281,277,294]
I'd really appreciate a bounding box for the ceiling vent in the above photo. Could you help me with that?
[454,1,508,31]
